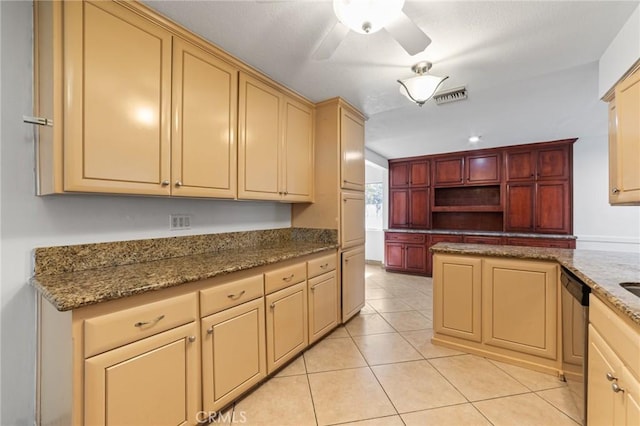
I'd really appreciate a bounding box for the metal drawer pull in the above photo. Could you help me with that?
[188,336,196,343]
[606,372,618,382]
[207,327,214,335]
[270,302,276,309]
[611,187,620,194]
[134,314,165,328]
[320,263,329,269]
[227,290,246,300]
[612,382,625,393]
[282,274,294,282]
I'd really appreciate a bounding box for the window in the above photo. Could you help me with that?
[365,182,383,230]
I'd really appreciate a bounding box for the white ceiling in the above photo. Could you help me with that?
[143,0,639,159]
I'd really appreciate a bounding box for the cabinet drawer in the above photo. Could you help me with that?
[200,274,264,317]
[84,293,197,358]
[265,262,307,294]
[308,252,337,278]
[385,232,425,243]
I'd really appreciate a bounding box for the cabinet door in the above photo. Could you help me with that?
[611,69,640,205]
[405,243,427,274]
[409,188,430,229]
[587,325,624,426]
[466,153,501,184]
[621,365,640,426]
[282,96,314,202]
[308,271,338,343]
[342,246,365,322]
[341,191,365,249]
[433,254,482,342]
[505,150,535,181]
[84,322,199,426]
[482,258,557,359]
[505,183,535,232]
[537,146,570,180]
[238,73,282,200]
[410,160,430,187]
[265,282,308,373]
[536,181,571,234]
[340,108,365,191]
[201,298,266,413]
[389,189,409,228]
[172,38,238,198]
[389,162,410,188]
[385,242,405,270]
[433,156,464,186]
[64,1,172,195]
[561,286,584,367]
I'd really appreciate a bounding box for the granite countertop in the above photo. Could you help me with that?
[430,243,640,327]
[30,228,338,311]
[385,229,577,239]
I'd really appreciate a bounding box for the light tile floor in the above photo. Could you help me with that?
[223,264,581,426]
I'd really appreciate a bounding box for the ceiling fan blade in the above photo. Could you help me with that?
[313,21,350,60]
[385,11,431,56]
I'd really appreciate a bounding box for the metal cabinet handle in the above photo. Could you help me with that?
[612,382,625,393]
[611,187,620,194]
[188,335,196,343]
[282,274,294,282]
[606,372,618,382]
[320,263,329,269]
[227,290,246,300]
[175,181,183,187]
[161,180,170,186]
[270,302,276,309]
[207,327,213,335]
[134,314,165,328]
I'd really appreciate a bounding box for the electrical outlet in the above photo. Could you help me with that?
[170,214,191,230]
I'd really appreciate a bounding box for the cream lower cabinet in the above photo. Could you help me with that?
[84,322,200,426]
[308,272,338,343]
[433,255,482,342]
[588,295,640,426]
[200,274,266,414]
[433,254,561,374]
[341,246,365,322]
[266,281,309,373]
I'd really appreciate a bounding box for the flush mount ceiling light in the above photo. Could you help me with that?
[469,136,481,143]
[398,61,449,107]
[333,0,404,34]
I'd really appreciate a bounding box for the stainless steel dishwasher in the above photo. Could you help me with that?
[560,267,590,426]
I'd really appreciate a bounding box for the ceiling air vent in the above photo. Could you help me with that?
[433,86,467,105]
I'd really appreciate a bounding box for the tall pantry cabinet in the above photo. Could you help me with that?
[292,98,366,323]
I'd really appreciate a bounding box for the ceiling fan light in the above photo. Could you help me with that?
[398,62,448,106]
[333,0,405,34]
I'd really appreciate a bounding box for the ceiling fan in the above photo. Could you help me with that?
[314,0,432,59]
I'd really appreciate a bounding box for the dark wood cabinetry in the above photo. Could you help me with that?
[386,138,576,276]
[505,237,575,249]
[385,233,428,274]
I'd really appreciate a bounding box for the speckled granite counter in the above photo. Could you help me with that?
[431,243,640,327]
[30,228,338,311]
[386,229,577,240]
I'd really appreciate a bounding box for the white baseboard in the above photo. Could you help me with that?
[575,234,640,253]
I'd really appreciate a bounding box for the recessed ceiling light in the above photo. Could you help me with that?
[469,136,481,143]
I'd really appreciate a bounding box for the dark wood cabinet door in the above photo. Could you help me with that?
[410,160,430,187]
[385,242,405,270]
[433,157,464,186]
[405,244,427,273]
[463,235,504,245]
[466,153,501,184]
[505,183,535,232]
[536,181,571,233]
[409,188,430,229]
[505,150,535,181]
[537,146,570,180]
[389,162,410,188]
[389,190,409,228]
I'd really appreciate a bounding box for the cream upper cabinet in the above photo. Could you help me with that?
[341,191,366,249]
[282,96,314,202]
[171,38,238,198]
[40,0,173,195]
[609,67,640,205]
[340,108,365,191]
[238,73,314,202]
